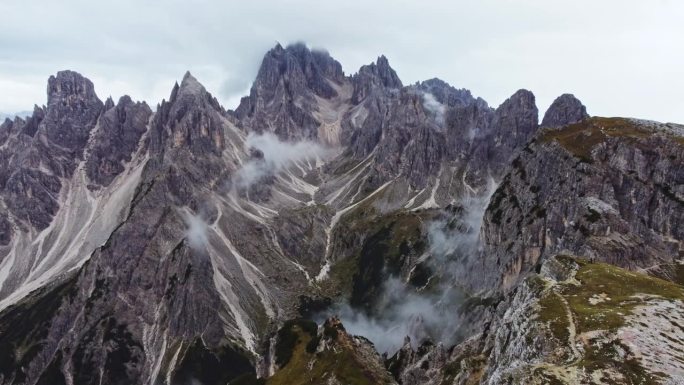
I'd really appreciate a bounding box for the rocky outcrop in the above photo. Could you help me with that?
[0,71,103,231]
[484,255,684,384]
[151,71,228,156]
[416,78,476,108]
[388,255,684,385]
[541,93,589,128]
[369,88,447,188]
[85,96,152,187]
[265,318,397,384]
[484,89,539,170]
[235,43,347,141]
[339,78,539,192]
[479,117,684,293]
[41,70,103,161]
[351,55,403,104]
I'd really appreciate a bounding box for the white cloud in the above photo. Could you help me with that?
[181,209,209,252]
[335,180,498,355]
[0,1,683,122]
[422,93,446,127]
[232,132,329,189]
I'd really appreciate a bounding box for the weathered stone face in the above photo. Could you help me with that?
[235,43,346,141]
[541,93,589,128]
[351,55,403,104]
[478,117,684,294]
[85,96,152,187]
[43,70,103,154]
[0,71,104,232]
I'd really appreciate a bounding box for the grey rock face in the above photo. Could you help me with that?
[478,117,684,293]
[351,55,403,104]
[0,213,11,246]
[456,89,538,188]
[286,42,346,98]
[541,93,589,128]
[416,78,475,108]
[42,71,103,156]
[337,63,541,199]
[340,91,391,156]
[370,88,447,188]
[0,72,258,385]
[444,97,493,159]
[487,89,539,167]
[0,71,103,231]
[0,118,17,145]
[235,43,346,141]
[85,96,152,187]
[150,71,227,156]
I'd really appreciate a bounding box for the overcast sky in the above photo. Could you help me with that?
[1,0,683,122]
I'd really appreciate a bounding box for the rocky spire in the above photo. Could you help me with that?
[286,42,346,88]
[0,71,103,232]
[178,71,210,98]
[375,56,403,89]
[40,70,103,152]
[46,70,100,107]
[480,89,539,173]
[104,96,116,111]
[492,89,539,138]
[541,93,589,128]
[235,43,346,140]
[149,71,226,155]
[20,105,45,137]
[351,55,403,104]
[85,95,152,187]
[236,43,345,120]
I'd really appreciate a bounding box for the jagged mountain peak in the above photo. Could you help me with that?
[254,42,344,95]
[492,89,538,126]
[104,96,115,110]
[117,94,136,106]
[541,93,589,128]
[149,70,227,155]
[160,70,220,112]
[234,42,348,140]
[103,94,141,114]
[39,70,104,155]
[178,70,207,96]
[47,70,100,107]
[165,70,221,110]
[414,77,476,107]
[502,88,535,105]
[374,54,399,82]
[351,54,403,103]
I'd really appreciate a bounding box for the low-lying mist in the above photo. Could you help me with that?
[181,208,209,251]
[232,132,329,189]
[422,92,446,127]
[182,131,330,251]
[333,179,497,355]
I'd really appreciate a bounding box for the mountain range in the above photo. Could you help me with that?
[0,42,683,385]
